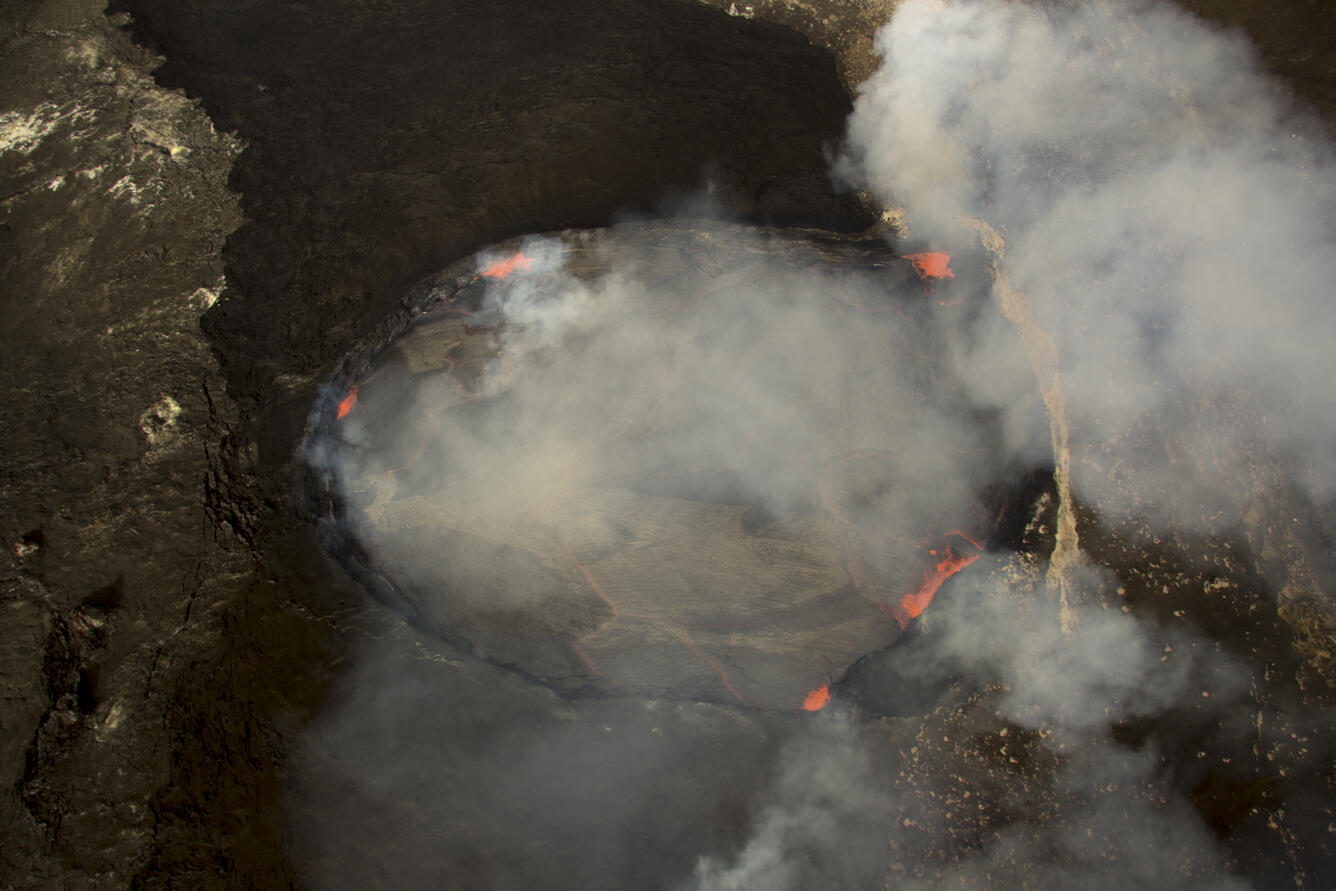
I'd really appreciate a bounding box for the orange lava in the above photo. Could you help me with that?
[336,386,358,420]
[904,252,955,281]
[887,534,982,629]
[802,683,832,711]
[481,251,533,279]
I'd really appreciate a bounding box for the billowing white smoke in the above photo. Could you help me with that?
[298,2,1334,886]
[698,1,1334,887]
[839,0,1336,523]
[692,709,895,891]
[695,577,1256,891]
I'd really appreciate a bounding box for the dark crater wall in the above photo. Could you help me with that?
[112,0,870,460]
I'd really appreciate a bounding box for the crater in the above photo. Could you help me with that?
[304,220,1040,709]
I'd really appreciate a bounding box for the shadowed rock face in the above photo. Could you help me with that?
[110,0,871,436]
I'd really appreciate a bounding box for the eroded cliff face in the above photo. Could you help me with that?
[2,0,1334,888]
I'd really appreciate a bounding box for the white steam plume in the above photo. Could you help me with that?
[698,0,1335,887]
[839,0,1336,528]
[692,709,895,891]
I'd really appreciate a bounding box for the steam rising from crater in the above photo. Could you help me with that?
[697,1,1336,888]
[295,2,1336,887]
[839,0,1336,524]
[326,222,1011,708]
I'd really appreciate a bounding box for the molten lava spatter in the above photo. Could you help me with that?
[802,683,831,711]
[336,386,358,420]
[887,532,983,629]
[904,252,955,281]
[481,251,533,279]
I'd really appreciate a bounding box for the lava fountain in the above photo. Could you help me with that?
[306,222,1024,709]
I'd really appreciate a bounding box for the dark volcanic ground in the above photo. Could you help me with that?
[3,0,1336,888]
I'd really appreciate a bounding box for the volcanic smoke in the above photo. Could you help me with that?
[316,222,1004,712]
[298,1,1336,888]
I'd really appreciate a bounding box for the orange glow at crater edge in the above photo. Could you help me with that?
[385,245,980,709]
[904,251,955,280]
[336,386,358,420]
[481,251,533,279]
[803,683,832,711]
[888,538,982,629]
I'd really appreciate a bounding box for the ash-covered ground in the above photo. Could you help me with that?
[3,0,1336,888]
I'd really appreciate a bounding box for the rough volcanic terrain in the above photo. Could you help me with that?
[2,0,1335,888]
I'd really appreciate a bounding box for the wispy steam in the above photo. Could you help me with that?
[839,0,1336,525]
[693,708,894,891]
[700,0,1335,887]
[324,219,1014,707]
[296,1,1334,886]
[695,559,1261,889]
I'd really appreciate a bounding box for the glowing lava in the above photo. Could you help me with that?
[481,251,533,279]
[904,252,955,281]
[887,533,983,629]
[802,683,832,711]
[336,386,358,420]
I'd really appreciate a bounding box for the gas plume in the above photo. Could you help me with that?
[322,222,1009,707]
[698,563,1266,890]
[698,0,1336,887]
[838,0,1336,528]
[295,1,1336,887]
